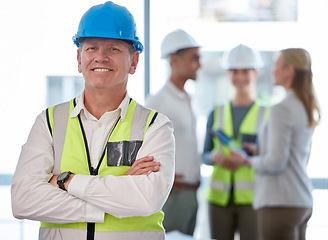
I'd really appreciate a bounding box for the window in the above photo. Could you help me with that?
[46,76,84,107]
[199,0,298,22]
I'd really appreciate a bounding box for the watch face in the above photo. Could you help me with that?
[58,172,69,181]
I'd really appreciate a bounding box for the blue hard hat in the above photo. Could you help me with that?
[73,1,144,53]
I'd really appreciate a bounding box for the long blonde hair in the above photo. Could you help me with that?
[281,48,321,127]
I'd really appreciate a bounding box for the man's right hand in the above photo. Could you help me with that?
[124,156,160,176]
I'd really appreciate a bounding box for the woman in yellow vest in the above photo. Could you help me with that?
[202,44,269,240]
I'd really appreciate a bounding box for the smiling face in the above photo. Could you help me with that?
[227,69,258,92]
[77,38,139,94]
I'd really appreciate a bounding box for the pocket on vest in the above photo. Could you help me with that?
[107,141,143,166]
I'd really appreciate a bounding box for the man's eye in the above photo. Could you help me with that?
[193,56,200,61]
[86,47,96,51]
[110,47,120,52]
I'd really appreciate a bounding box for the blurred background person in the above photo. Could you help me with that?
[202,44,270,240]
[246,48,321,240]
[145,29,201,236]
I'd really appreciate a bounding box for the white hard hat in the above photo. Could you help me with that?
[160,29,200,58]
[222,44,263,69]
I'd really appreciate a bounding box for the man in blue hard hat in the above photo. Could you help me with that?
[11,2,175,240]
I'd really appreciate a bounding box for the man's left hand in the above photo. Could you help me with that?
[124,156,160,176]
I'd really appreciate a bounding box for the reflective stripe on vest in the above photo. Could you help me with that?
[42,98,164,235]
[206,101,269,206]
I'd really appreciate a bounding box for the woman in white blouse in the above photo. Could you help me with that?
[246,48,321,240]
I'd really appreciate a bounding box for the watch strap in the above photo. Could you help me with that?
[57,171,72,191]
[58,181,66,191]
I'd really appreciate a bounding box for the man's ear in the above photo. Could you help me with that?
[129,51,139,74]
[170,54,178,66]
[252,69,259,79]
[77,49,82,73]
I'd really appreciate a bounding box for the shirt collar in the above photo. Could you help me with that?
[70,91,130,121]
[165,80,189,100]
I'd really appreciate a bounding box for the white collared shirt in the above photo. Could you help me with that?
[11,92,175,223]
[145,81,201,184]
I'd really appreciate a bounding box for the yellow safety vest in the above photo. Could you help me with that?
[41,98,164,236]
[206,101,269,206]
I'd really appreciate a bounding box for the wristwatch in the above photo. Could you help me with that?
[57,171,73,191]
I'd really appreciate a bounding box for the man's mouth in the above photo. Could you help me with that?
[92,68,111,72]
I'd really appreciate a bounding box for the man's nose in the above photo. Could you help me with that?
[95,50,110,62]
[197,60,201,69]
